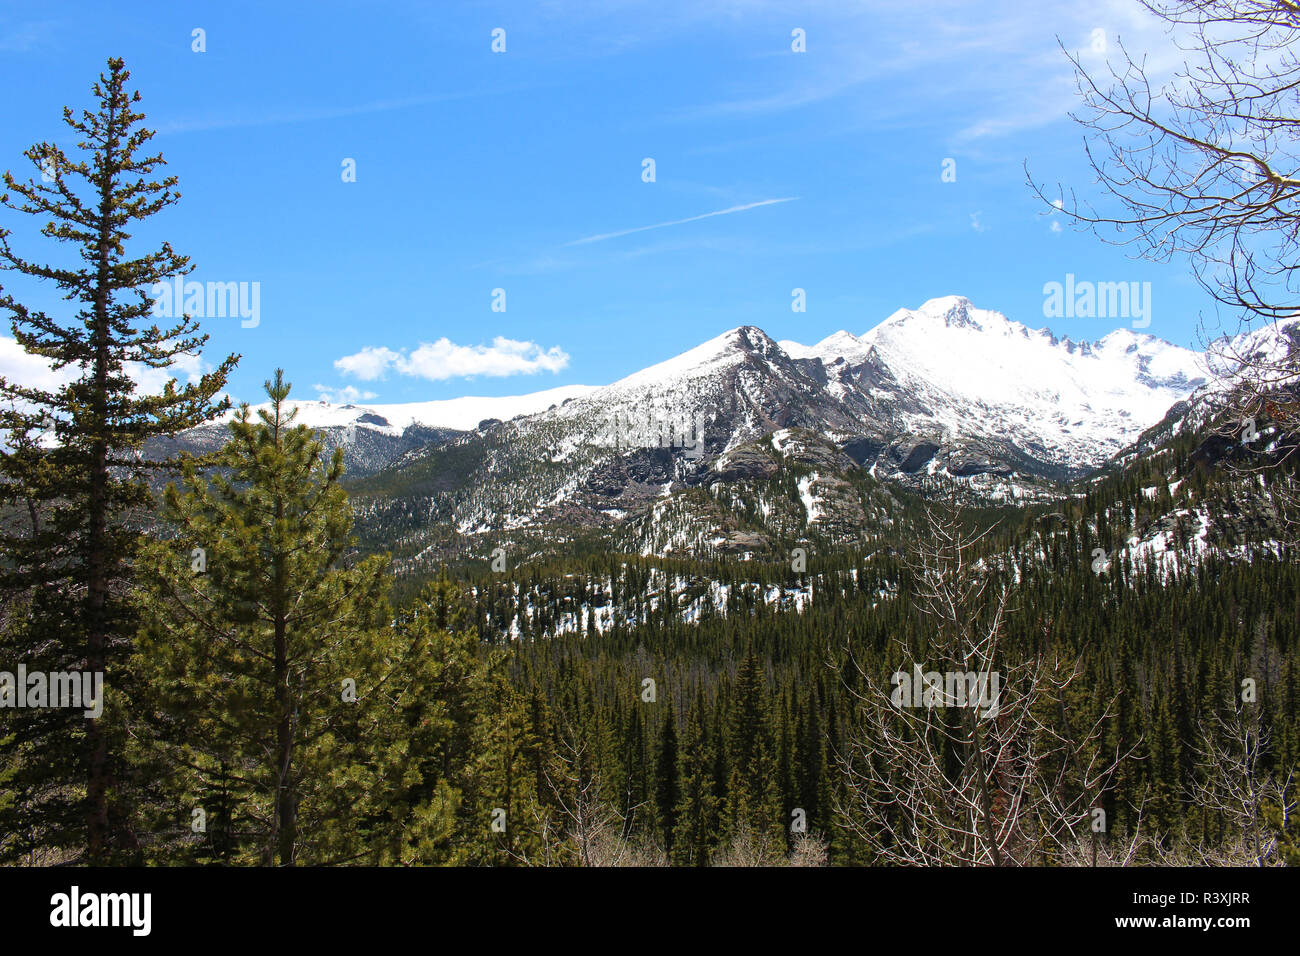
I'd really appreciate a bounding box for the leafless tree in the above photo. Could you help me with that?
[707,821,787,867]
[1057,784,1154,866]
[834,502,1132,865]
[1030,0,1300,530]
[1179,698,1296,865]
[786,832,830,867]
[530,717,645,867]
[706,822,828,867]
[1036,2,1300,323]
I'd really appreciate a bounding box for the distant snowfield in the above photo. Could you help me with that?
[222,383,599,434]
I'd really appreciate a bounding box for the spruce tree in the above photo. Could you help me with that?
[655,702,680,855]
[386,572,523,866]
[672,703,718,866]
[0,57,237,862]
[725,653,782,842]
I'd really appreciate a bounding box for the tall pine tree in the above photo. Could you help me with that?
[0,57,236,862]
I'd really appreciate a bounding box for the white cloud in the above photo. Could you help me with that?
[333,346,402,381]
[135,350,205,395]
[313,383,378,404]
[0,337,214,445]
[335,337,570,382]
[0,334,206,396]
[0,335,72,394]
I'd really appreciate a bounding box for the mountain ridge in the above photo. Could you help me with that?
[240,295,1208,469]
[161,296,1294,562]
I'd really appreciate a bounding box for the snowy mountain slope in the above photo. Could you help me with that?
[1099,316,1300,477]
[547,325,861,456]
[779,329,873,365]
[784,295,1208,477]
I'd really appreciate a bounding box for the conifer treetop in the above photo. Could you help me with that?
[0,56,237,454]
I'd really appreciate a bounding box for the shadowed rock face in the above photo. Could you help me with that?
[840,437,887,466]
[892,441,941,473]
[949,457,1012,478]
[712,447,780,482]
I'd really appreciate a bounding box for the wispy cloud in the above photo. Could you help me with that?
[656,0,1183,147]
[566,197,799,246]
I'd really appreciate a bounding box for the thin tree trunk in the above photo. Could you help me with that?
[85,94,118,862]
[272,405,296,866]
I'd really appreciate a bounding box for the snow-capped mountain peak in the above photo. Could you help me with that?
[766,296,1211,479]
[780,329,871,365]
[609,325,783,391]
[874,295,1038,339]
[855,297,1206,462]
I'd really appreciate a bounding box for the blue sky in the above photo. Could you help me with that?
[0,0,1226,406]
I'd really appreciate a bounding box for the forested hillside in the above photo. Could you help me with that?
[363,402,1300,866]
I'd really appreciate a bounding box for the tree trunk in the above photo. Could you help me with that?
[85,94,117,863]
[272,407,296,866]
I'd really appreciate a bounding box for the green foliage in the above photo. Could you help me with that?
[464,469,1300,864]
[1264,800,1300,865]
[129,373,509,865]
[0,57,236,863]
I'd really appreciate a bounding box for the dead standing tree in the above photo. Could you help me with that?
[533,717,644,867]
[835,500,1130,865]
[1181,697,1296,865]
